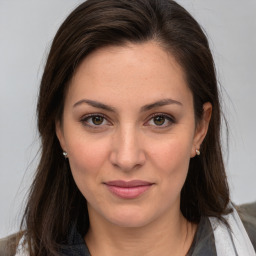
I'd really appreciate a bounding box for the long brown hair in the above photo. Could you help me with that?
[21,0,231,255]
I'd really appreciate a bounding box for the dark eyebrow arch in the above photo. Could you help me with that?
[73,98,182,113]
[73,99,116,112]
[140,98,182,112]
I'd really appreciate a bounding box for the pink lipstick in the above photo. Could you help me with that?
[104,180,153,199]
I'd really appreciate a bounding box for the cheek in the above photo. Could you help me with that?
[148,133,193,190]
[66,135,110,183]
[152,136,192,169]
[66,136,112,206]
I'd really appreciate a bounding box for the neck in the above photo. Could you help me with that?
[85,207,197,256]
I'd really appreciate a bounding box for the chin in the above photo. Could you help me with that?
[110,217,151,228]
[105,208,155,228]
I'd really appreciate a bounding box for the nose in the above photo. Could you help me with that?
[109,125,146,172]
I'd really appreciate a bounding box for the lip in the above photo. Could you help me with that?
[104,180,154,199]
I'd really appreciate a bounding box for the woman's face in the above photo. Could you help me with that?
[56,41,211,228]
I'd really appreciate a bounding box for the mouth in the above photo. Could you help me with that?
[104,180,154,199]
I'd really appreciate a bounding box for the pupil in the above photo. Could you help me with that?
[92,116,103,125]
[154,116,165,125]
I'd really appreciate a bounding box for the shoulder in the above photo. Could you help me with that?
[0,232,23,256]
[237,201,256,250]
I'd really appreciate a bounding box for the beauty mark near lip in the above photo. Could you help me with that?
[104,180,153,199]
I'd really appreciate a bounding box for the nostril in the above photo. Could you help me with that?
[109,129,146,171]
[109,149,146,172]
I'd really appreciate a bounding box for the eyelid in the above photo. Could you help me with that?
[80,113,112,128]
[144,113,176,127]
[79,112,175,129]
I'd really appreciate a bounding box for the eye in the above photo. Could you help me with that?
[145,113,175,128]
[81,114,110,128]
[90,116,104,125]
[152,115,166,126]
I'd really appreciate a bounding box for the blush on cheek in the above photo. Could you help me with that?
[68,139,109,171]
[68,156,96,200]
[153,141,191,172]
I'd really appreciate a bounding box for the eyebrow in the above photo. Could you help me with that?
[73,98,182,112]
[140,98,182,112]
[73,99,116,112]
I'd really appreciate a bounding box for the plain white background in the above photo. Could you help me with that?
[0,0,255,238]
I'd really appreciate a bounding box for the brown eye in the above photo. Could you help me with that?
[153,115,165,126]
[92,116,104,125]
[81,114,109,128]
[145,113,175,128]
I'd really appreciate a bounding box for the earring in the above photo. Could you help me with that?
[63,151,68,158]
[195,149,200,156]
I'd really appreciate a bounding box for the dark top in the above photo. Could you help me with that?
[59,207,256,256]
[58,217,216,256]
[0,203,255,256]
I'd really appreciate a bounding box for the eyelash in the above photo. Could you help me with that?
[80,113,175,129]
[80,113,111,128]
[145,113,175,128]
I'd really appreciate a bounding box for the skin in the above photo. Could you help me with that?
[56,41,212,256]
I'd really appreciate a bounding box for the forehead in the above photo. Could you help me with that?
[66,41,192,108]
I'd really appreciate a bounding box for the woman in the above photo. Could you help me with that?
[1,0,255,255]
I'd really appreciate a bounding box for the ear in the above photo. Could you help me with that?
[56,120,67,152]
[191,102,212,157]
